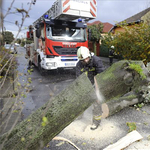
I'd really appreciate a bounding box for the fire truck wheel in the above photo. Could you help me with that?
[29,60,32,66]
[38,61,46,76]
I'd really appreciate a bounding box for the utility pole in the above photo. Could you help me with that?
[0,0,4,46]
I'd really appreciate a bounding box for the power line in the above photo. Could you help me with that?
[2,8,34,27]
[3,19,29,27]
[3,20,29,32]
[3,20,15,25]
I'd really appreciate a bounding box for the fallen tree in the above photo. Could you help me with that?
[95,60,150,118]
[0,60,150,150]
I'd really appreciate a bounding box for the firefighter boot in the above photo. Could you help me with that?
[90,116,101,130]
[90,124,99,130]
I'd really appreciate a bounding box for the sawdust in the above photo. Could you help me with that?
[58,106,123,149]
[61,118,121,144]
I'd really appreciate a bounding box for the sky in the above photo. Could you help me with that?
[2,0,150,38]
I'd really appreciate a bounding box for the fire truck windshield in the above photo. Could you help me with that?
[46,26,87,42]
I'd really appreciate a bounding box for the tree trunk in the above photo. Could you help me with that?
[0,73,96,150]
[95,60,149,102]
[95,60,150,118]
[0,60,150,150]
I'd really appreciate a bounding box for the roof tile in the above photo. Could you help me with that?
[87,21,113,33]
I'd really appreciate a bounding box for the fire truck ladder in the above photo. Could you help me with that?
[33,0,97,26]
[33,0,60,26]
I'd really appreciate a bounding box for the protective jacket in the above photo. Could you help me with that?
[76,55,104,84]
[109,49,114,58]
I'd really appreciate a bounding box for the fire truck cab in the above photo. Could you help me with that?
[26,0,97,74]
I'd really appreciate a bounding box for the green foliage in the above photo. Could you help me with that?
[27,77,32,83]
[129,63,146,79]
[101,33,113,48]
[88,23,103,42]
[0,46,17,77]
[143,122,148,125]
[126,122,137,132]
[26,39,33,44]
[13,110,19,113]
[99,44,109,57]
[3,31,14,44]
[21,39,33,47]
[16,38,22,44]
[41,116,48,127]
[21,137,25,142]
[137,103,144,108]
[134,102,145,108]
[102,23,150,64]
[21,93,27,98]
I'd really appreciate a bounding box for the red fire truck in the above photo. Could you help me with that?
[26,0,97,74]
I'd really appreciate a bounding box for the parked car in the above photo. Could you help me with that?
[4,44,17,54]
[15,43,20,47]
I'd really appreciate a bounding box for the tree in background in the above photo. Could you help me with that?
[102,23,150,65]
[21,38,33,47]
[87,23,103,54]
[16,38,21,44]
[3,31,14,44]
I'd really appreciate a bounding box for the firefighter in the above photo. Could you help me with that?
[109,45,115,66]
[76,46,104,130]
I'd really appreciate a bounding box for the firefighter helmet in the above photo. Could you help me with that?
[111,45,114,49]
[77,46,91,60]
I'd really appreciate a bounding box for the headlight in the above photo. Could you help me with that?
[46,62,53,66]
[46,62,57,67]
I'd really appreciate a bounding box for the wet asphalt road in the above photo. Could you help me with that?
[17,47,76,120]
[17,47,150,150]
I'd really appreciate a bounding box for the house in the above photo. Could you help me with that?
[87,21,113,33]
[110,7,150,34]
[87,21,113,56]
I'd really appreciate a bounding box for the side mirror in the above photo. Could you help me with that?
[88,28,92,41]
[36,29,41,38]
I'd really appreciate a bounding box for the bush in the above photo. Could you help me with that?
[0,46,18,78]
[102,23,150,65]
[100,44,109,57]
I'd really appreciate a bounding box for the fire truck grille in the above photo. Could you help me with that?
[53,46,79,55]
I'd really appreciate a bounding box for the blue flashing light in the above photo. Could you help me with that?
[61,56,78,61]
[61,59,66,61]
[78,18,82,22]
[44,14,49,19]
[74,58,78,61]
[61,59,78,61]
